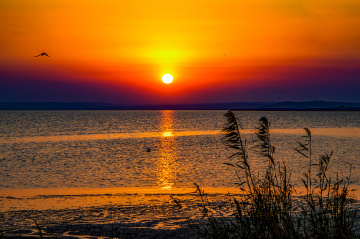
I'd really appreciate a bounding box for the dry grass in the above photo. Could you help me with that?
[190,111,359,239]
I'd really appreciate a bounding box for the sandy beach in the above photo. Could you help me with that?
[0,187,240,238]
[2,186,360,238]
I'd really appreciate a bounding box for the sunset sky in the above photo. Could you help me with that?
[1,0,360,104]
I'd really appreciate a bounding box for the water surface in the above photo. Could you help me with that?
[0,110,359,191]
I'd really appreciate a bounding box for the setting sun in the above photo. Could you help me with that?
[162,74,173,84]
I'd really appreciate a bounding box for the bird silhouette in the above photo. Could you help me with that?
[35,52,50,57]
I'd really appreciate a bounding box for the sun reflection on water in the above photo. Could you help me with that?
[157,110,177,190]
[162,131,173,137]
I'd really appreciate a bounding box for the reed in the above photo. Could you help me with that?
[193,110,359,239]
[29,218,43,239]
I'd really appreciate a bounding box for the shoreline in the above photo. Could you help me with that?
[1,187,236,238]
[1,186,359,238]
[0,187,240,212]
[2,185,360,211]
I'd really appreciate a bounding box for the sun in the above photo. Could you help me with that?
[162,74,173,84]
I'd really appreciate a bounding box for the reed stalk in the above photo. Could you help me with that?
[192,111,359,239]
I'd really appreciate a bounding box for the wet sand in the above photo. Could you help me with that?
[1,186,359,238]
[0,187,239,238]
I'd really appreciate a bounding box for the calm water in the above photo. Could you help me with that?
[0,110,359,191]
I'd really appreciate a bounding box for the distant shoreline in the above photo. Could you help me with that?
[0,101,360,111]
[232,107,360,111]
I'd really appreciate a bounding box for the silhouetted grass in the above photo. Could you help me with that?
[191,110,359,239]
[32,219,43,239]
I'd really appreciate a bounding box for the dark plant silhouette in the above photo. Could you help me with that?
[191,110,359,239]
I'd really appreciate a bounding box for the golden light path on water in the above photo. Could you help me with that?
[0,130,220,144]
[157,110,176,190]
[0,128,359,144]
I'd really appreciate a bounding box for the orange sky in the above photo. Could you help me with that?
[1,0,360,104]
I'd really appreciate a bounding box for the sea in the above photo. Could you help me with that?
[1,110,359,191]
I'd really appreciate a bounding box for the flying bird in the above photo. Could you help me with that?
[35,52,50,57]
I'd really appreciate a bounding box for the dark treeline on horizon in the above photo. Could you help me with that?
[1,101,360,111]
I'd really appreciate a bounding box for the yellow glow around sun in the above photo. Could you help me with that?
[162,74,173,84]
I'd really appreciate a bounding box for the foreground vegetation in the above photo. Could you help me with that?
[190,111,359,239]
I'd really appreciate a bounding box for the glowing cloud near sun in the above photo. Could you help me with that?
[162,74,173,84]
